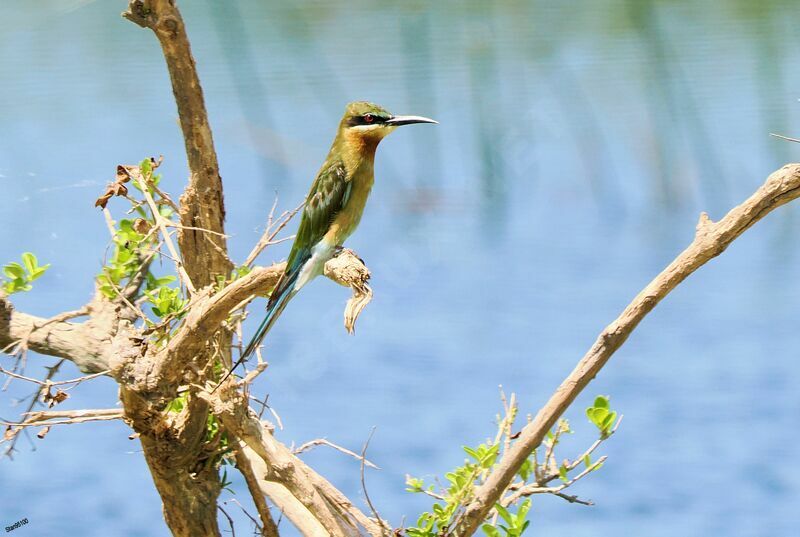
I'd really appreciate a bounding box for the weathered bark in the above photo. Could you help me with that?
[141,434,223,537]
[0,297,107,373]
[123,0,231,286]
[120,3,231,533]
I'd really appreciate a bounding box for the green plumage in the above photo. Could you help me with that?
[286,158,350,275]
[219,101,435,384]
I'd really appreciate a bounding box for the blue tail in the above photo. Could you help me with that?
[215,268,301,389]
[241,280,297,359]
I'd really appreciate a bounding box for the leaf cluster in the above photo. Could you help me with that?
[1,253,49,294]
[405,394,620,537]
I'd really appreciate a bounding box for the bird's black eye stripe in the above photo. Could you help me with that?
[347,114,389,126]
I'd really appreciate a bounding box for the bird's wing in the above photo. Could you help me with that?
[286,158,351,270]
[266,159,351,311]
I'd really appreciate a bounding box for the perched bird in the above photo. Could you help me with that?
[229,101,436,378]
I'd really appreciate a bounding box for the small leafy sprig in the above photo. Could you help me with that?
[97,218,151,299]
[404,392,621,537]
[2,253,50,294]
[586,395,618,438]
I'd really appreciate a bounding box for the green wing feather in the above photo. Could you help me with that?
[232,159,352,368]
[266,158,351,312]
[285,158,351,272]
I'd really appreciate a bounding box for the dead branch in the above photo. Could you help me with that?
[137,169,197,295]
[203,387,384,536]
[232,448,280,537]
[452,163,800,535]
[155,250,371,389]
[323,249,372,334]
[2,408,124,447]
[245,200,304,268]
[0,296,110,373]
[293,437,380,470]
[237,442,329,537]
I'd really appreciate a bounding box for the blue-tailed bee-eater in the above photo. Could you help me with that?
[228,101,436,378]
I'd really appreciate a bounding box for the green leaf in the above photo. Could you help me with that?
[405,476,425,493]
[601,411,617,432]
[463,446,479,460]
[518,458,532,481]
[518,499,531,520]
[594,395,610,409]
[21,252,37,274]
[140,158,152,177]
[495,504,513,526]
[30,266,50,280]
[583,454,591,468]
[558,464,568,483]
[3,263,24,280]
[482,525,501,537]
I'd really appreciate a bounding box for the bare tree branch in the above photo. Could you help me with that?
[237,442,329,537]
[204,387,385,536]
[0,296,110,373]
[123,0,231,287]
[294,437,380,470]
[452,163,800,535]
[232,448,280,537]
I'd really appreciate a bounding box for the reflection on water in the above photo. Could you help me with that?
[1,1,799,536]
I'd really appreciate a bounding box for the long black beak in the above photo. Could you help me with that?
[386,115,438,126]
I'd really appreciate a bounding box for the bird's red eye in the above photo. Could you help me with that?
[363,114,375,124]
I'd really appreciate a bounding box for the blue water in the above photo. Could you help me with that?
[2,1,799,535]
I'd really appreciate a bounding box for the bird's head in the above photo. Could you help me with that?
[340,101,437,144]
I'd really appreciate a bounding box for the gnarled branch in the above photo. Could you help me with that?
[123,0,231,287]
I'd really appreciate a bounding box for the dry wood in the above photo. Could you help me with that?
[3,1,797,535]
[124,0,231,287]
[451,163,800,535]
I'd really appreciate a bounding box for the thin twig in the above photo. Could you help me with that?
[294,438,380,469]
[2,360,63,457]
[770,132,800,143]
[0,366,109,387]
[230,451,279,537]
[166,222,230,238]
[502,456,607,507]
[217,504,236,537]
[138,173,196,295]
[360,427,389,534]
[244,201,303,267]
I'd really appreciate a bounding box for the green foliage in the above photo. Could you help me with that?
[405,443,507,537]
[144,285,187,319]
[131,157,162,194]
[215,264,252,291]
[585,395,618,437]
[97,218,150,299]
[406,394,621,537]
[220,466,234,494]
[486,500,531,537]
[165,391,188,413]
[1,252,49,294]
[96,158,188,336]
